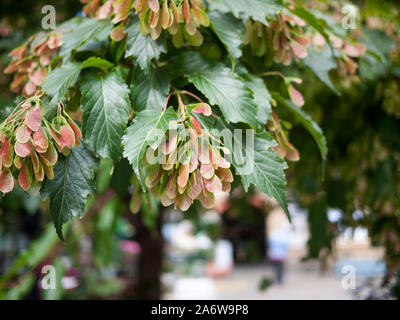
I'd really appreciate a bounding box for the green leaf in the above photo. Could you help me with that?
[360,28,394,64]
[303,46,340,95]
[81,57,114,71]
[42,62,82,107]
[41,144,98,240]
[244,132,289,218]
[273,92,327,161]
[243,74,272,124]
[131,67,170,111]
[175,52,258,128]
[96,158,114,194]
[110,158,133,197]
[125,16,167,74]
[80,71,131,161]
[60,18,113,61]
[122,108,178,189]
[214,118,289,218]
[209,0,282,24]
[209,11,245,66]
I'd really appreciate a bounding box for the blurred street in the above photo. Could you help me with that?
[162,208,386,300]
[164,250,352,300]
[213,259,350,300]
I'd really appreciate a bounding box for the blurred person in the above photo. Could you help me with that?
[267,208,292,284]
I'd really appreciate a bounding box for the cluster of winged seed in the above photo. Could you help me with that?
[4,33,62,97]
[131,100,233,212]
[145,131,233,211]
[81,0,209,46]
[136,0,209,47]
[81,0,134,41]
[0,97,81,194]
[313,33,366,76]
[268,112,300,162]
[244,9,310,67]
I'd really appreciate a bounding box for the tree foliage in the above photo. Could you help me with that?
[0,0,380,236]
[1,0,399,298]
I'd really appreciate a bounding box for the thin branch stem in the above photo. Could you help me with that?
[257,71,286,80]
[163,92,174,112]
[180,90,203,103]
[176,92,186,119]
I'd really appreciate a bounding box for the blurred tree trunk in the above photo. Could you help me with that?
[127,208,164,299]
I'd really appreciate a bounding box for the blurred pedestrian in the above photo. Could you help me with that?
[267,208,292,284]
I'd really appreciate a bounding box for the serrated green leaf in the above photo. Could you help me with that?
[243,74,272,124]
[80,71,131,161]
[125,16,167,74]
[214,118,289,218]
[60,18,113,61]
[131,67,170,111]
[243,132,289,218]
[303,46,340,95]
[361,28,394,64]
[175,52,258,128]
[42,62,82,107]
[122,108,178,189]
[40,144,98,240]
[113,65,130,82]
[273,92,327,161]
[209,0,282,24]
[253,133,288,216]
[81,57,114,71]
[110,158,133,197]
[209,11,245,66]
